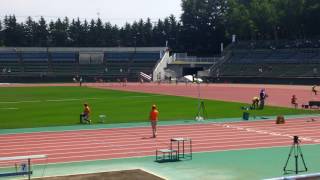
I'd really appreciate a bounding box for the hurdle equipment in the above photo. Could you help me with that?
[0,154,47,180]
[170,138,192,160]
[276,115,285,124]
[156,149,178,162]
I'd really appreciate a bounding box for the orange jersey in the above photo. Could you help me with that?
[150,109,159,121]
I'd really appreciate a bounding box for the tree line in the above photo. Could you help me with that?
[0,0,319,55]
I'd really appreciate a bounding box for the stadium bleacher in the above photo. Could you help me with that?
[0,47,165,82]
[218,47,320,80]
[21,52,49,74]
[0,52,21,74]
[51,52,77,75]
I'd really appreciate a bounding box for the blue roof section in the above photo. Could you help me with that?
[0,52,19,61]
[21,52,48,62]
[51,52,76,62]
[0,49,162,63]
[104,52,160,61]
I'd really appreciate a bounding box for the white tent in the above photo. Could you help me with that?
[183,75,203,83]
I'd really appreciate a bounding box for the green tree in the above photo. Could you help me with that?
[0,20,3,46]
[35,17,49,46]
[3,15,26,46]
[119,23,132,47]
[152,19,166,47]
[181,0,228,54]
[302,0,320,38]
[49,18,69,46]
[275,0,305,39]
[24,16,36,46]
[226,0,255,40]
[249,0,280,40]
[69,18,81,46]
[79,20,90,47]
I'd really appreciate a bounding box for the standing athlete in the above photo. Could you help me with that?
[312,85,317,95]
[149,104,159,138]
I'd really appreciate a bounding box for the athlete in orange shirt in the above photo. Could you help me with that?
[80,103,91,124]
[149,104,159,138]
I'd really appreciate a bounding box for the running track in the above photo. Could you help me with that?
[1,117,320,166]
[87,83,320,108]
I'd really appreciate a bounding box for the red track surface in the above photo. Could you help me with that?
[87,82,320,108]
[1,118,320,165]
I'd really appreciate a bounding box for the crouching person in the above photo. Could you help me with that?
[251,97,259,109]
[80,103,91,124]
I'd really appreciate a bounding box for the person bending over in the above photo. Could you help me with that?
[252,97,260,109]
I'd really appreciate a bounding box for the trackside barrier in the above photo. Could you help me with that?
[0,154,47,180]
[140,72,152,81]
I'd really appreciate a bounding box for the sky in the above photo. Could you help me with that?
[0,0,182,27]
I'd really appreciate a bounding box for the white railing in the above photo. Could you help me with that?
[173,53,220,62]
[153,51,170,81]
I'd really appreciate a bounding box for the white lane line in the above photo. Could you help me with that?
[0,139,297,157]
[219,123,317,143]
[0,100,41,104]
[0,108,18,110]
[46,99,82,102]
[0,95,163,104]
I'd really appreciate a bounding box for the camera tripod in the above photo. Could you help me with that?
[195,100,207,120]
[194,80,207,120]
[283,136,308,174]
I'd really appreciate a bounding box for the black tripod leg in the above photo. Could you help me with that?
[297,145,308,171]
[294,145,298,174]
[283,143,295,172]
[203,102,208,119]
[201,102,205,119]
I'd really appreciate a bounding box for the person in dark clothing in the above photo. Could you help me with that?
[259,89,267,109]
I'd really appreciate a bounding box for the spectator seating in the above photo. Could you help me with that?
[51,52,77,75]
[219,47,320,78]
[0,52,21,74]
[21,52,49,74]
[0,47,164,81]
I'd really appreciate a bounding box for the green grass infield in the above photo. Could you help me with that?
[0,86,316,129]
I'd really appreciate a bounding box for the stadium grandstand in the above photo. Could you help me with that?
[155,39,320,85]
[0,47,167,82]
[199,39,320,85]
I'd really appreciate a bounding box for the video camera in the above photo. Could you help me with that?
[293,136,301,144]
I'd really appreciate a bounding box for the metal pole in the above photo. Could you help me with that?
[197,81,201,118]
[28,158,31,180]
[295,144,298,174]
